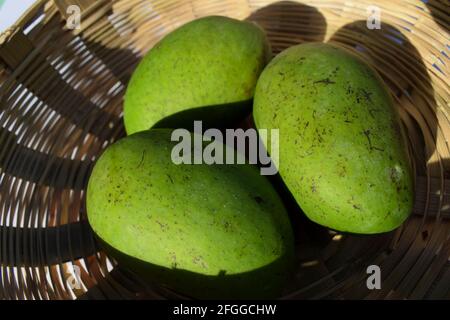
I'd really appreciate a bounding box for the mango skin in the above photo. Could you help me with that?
[253,43,414,234]
[86,129,294,299]
[124,16,271,134]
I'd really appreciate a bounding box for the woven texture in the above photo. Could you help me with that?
[0,0,448,300]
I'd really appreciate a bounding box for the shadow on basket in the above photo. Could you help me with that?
[95,236,294,300]
[246,1,327,54]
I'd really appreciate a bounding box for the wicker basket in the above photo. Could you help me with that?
[0,0,448,300]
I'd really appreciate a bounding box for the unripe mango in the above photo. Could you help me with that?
[124,16,271,134]
[87,129,294,298]
[254,43,414,234]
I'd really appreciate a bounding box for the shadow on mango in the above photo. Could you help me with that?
[151,100,253,131]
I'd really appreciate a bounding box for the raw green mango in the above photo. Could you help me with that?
[86,129,294,299]
[124,16,271,134]
[253,43,414,234]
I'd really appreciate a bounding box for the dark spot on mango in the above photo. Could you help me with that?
[254,196,264,204]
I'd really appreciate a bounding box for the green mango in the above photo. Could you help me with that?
[253,43,414,234]
[86,129,294,299]
[124,16,271,134]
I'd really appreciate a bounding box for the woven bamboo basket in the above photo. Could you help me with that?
[0,0,448,300]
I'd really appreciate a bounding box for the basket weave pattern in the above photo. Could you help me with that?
[0,0,448,299]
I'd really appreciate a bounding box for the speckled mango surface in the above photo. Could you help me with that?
[254,43,414,234]
[124,16,271,134]
[86,129,294,298]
